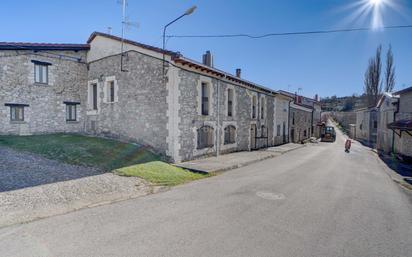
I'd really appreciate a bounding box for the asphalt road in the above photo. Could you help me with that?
[1,128,411,257]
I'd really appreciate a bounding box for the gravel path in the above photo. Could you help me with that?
[0,146,159,228]
[0,146,103,192]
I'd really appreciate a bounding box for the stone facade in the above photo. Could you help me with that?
[0,32,321,163]
[176,68,275,161]
[376,93,397,153]
[355,108,378,147]
[85,50,169,155]
[289,103,312,143]
[273,94,292,145]
[393,89,412,158]
[0,49,88,136]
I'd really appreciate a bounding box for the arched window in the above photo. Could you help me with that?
[197,126,214,149]
[224,125,236,145]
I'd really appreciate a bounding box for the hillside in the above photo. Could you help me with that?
[321,94,367,112]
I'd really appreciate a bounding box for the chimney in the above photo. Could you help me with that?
[235,68,241,78]
[202,51,213,67]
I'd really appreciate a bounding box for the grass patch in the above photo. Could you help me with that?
[115,161,208,186]
[0,134,160,171]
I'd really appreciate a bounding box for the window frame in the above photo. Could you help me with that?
[260,97,265,119]
[197,125,214,149]
[252,95,257,119]
[64,101,80,122]
[32,60,50,84]
[227,88,233,117]
[224,125,236,145]
[5,103,29,122]
[201,82,210,116]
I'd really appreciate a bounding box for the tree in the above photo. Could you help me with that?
[384,44,396,92]
[364,45,382,107]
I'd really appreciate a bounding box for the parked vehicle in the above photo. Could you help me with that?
[321,126,336,142]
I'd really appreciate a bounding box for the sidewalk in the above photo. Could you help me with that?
[175,143,304,174]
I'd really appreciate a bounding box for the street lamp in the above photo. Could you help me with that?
[162,6,197,74]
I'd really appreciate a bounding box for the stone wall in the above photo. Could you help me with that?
[273,96,290,145]
[289,106,312,143]
[0,50,88,135]
[86,50,169,156]
[176,68,274,161]
[394,91,412,157]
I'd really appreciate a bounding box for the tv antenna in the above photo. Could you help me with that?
[117,0,139,72]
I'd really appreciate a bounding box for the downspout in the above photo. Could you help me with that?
[311,108,314,137]
[216,80,220,157]
[287,100,292,143]
[391,98,400,154]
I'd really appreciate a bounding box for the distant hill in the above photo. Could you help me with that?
[320,94,367,112]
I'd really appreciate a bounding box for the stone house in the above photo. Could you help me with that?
[0,43,89,136]
[388,87,412,159]
[355,107,378,147]
[1,32,288,162]
[376,92,398,153]
[273,93,293,145]
[289,102,313,143]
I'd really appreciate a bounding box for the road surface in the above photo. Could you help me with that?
[1,128,411,257]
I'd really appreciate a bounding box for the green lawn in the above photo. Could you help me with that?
[0,134,159,171]
[115,161,208,186]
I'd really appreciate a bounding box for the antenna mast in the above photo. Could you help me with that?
[120,0,127,72]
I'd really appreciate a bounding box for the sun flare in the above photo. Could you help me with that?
[340,0,404,30]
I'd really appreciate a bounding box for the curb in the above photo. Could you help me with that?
[179,144,305,175]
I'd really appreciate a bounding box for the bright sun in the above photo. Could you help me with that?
[370,0,383,6]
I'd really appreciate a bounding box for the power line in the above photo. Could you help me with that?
[166,25,412,39]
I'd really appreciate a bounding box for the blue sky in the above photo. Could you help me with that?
[2,0,411,98]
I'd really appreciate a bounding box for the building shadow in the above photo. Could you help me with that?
[379,153,412,180]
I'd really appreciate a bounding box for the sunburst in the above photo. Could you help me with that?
[339,0,406,30]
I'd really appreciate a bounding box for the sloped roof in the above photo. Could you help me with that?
[87,32,179,57]
[394,86,412,95]
[0,42,89,51]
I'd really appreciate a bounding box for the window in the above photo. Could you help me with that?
[105,77,118,103]
[304,129,307,137]
[201,82,209,116]
[5,103,28,122]
[224,125,236,145]
[108,81,115,102]
[277,125,281,136]
[11,106,24,121]
[261,97,265,119]
[373,120,378,129]
[32,60,50,84]
[91,83,98,110]
[227,88,233,117]
[64,102,79,121]
[292,112,295,125]
[252,96,257,119]
[197,126,214,149]
[261,125,266,137]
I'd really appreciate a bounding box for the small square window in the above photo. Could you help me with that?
[10,106,24,121]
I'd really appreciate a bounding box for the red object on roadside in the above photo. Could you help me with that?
[345,139,352,150]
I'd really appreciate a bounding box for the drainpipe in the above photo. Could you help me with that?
[311,108,314,137]
[287,100,292,143]
[216,80,220,157]
[391,98,400,154]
